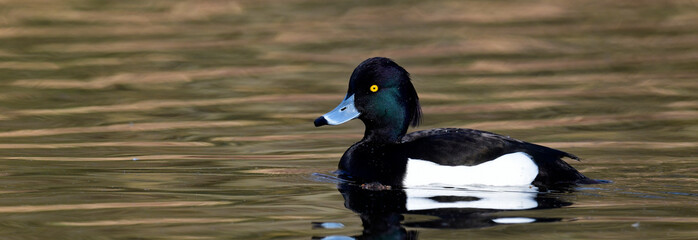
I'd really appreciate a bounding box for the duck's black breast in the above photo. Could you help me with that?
[339,141,410,186]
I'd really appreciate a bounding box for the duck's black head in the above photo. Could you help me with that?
[315,57,422,142]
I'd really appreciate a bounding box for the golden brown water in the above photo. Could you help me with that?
[0,0,696,239]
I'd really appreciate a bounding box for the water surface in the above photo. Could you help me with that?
[0,0,696,239]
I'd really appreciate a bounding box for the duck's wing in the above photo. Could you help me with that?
[401,128,576,165]
[400,128,593,185]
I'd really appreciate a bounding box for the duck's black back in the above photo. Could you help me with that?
[399,128,595,187]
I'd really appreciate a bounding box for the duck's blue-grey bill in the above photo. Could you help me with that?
[314,94,360,127]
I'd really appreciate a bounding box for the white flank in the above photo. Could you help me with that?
[404,187,538,211]
[402,152,539,187]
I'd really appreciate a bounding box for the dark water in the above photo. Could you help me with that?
[0,0,696,239]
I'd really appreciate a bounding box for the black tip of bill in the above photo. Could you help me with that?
[314,116,328,127]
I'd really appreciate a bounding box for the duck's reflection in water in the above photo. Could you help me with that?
[314,183,572,240]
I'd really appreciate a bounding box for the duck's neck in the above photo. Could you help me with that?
[361,119,409,144]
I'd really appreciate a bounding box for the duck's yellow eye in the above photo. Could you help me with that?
[370,85,379,92]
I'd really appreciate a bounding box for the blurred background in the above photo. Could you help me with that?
[0,0,696,239]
